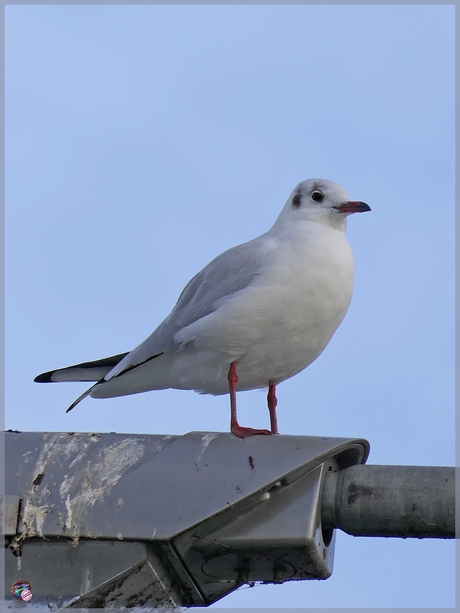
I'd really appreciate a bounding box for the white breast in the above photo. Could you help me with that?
[171,220,355,395]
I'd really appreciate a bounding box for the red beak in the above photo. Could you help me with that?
[334,201,371,214]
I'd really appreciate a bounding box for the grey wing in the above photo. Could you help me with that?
[105,236,268,380]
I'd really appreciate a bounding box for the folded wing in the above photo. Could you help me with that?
[104,235,269,381]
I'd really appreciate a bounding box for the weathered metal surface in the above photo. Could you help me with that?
[5,429,455,609]
[321,464,456,538]
[4,430,369,608]
[6,430,368,541]
[1,495,20,536]
[4,540,183,611]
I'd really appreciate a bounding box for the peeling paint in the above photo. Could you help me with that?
[8,537,23,571]
[21,502,54,538]
[21,450,33,464]
[64,494,74,533]
[17,433,146,540]
[58,437,146,535]
[195,433,218,464]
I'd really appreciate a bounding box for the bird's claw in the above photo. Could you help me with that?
[231,424,272,438]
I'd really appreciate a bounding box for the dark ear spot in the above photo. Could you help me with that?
[292,189,302,208]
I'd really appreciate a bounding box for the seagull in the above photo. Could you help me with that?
[35,178,370,437]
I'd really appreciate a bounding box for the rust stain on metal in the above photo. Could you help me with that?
[347,483,375,504]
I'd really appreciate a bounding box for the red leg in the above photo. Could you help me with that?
[267,381,279,434]
[229,361,239,427]
[228,361,271,438]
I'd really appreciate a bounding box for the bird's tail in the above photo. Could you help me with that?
[34,352,129,384]
[35,352,130,413]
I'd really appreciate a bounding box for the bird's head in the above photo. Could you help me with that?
[276,178,371,230]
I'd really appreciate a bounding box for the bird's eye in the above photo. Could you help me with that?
[311,190,324,203]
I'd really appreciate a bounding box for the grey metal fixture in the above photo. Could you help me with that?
[2,430,455,610]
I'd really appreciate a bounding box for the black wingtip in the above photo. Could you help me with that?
[34,372,55,383]
[65,383,98,413]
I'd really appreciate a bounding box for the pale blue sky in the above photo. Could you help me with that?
[5,4,455,609]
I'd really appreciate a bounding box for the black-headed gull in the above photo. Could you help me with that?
[35,179,370,437]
